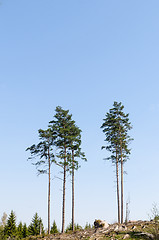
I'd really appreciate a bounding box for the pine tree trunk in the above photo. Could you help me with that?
[62,147,66,233]
[72,149,75,231]
[119,127,124,224]
[48,148,51,234]
[116,148,120,224]
[121,147,124,224]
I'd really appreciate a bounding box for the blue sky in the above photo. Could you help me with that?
[0,0,159,230]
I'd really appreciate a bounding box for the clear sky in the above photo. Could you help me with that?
[0,0,159,230]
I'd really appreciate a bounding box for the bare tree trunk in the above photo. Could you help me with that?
[48,148,51,234]
[116,148,120,224]
[120,146,124,224]
[119,126,124,224]
[72,149,75,231]
[62,147,66,233]
[62,165,66,233]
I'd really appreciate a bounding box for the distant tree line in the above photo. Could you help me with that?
[0,211,92,239]
[0,211,45,239]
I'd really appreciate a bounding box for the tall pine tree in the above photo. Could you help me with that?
[49,106,75,233]
[26,128,56,234]
[101,102,133,223]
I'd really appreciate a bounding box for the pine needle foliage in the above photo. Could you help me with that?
[4,210,17,238]
[22,223,28,238]
[17,222,23,239]
[26,128,55,175]
[49,106,75,169]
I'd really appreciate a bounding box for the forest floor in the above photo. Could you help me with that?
[25,220,159,240]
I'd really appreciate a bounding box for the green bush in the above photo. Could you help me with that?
[50,220,59,234]
[65,223,82,233]
[4,210,17,238]
[84,222,92,229]
[28,213,44,236]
